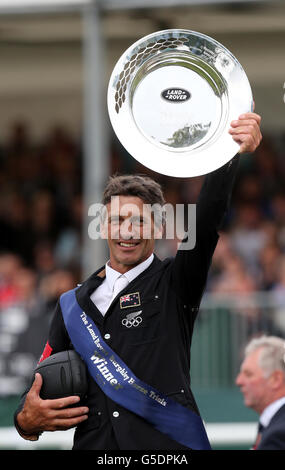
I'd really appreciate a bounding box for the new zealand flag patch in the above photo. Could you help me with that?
[120,292,141,309]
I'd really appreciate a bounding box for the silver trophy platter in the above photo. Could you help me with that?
[107,29,253,177]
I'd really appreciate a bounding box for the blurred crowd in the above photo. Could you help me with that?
[0,122,84,394]
[0,120,285,394]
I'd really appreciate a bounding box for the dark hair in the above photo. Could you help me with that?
[102,174,165,207]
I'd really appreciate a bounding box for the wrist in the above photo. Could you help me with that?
[15,412,42,441]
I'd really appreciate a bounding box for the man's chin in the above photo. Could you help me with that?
[244,397,253,408]
[115,249,150,268]
[117,256,142,267]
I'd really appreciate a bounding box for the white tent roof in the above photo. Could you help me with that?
[0,0,88,13]
[0,0,269,14]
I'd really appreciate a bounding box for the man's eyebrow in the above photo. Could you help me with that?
[130,215,148,221]
[108,214,121,219]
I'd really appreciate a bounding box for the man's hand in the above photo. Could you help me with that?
[16,373,89,438]
[229,111,262,154]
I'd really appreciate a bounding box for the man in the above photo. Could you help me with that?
[14,112,262,450]
[236,335,285,450]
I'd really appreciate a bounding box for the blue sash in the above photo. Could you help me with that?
[60,288,211,450]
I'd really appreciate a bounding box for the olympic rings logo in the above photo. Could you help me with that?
[122,316,142,328]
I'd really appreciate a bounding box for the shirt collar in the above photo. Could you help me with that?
[105,253,154,291]
[260,396,285,428]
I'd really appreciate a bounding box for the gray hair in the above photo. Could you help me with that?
[102,174,166,207]
[245,335,285,378]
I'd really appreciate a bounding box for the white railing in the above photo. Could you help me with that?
[0,423,257,450]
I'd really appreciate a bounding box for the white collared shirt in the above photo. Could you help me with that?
[90,254,154,315]
[259,396,285,428]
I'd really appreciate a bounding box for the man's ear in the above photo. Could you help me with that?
[269,370,285,391]
[153,222,164,240]
[99,205,109,240]
[151,206,166,240]
[100,222,108,240]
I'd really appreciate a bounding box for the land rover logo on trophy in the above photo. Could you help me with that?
[161,88,191,103]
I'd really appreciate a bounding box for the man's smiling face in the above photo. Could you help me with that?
[103,195,159,274]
